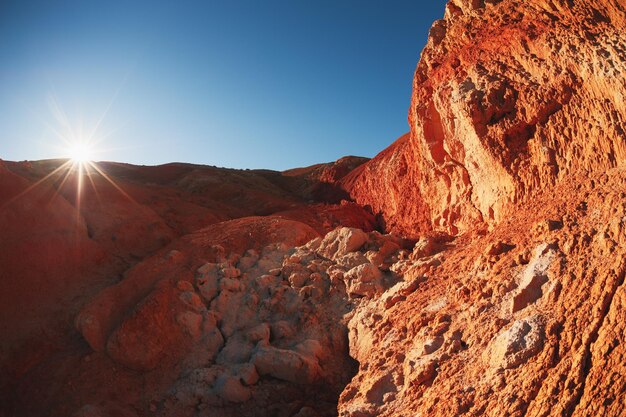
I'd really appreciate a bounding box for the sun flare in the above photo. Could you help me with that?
[68,142,94,163]
[0,89,140,218]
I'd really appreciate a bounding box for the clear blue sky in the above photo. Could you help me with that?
[0,0,447,170]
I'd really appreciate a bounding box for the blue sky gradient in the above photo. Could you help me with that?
[0,0,447,169]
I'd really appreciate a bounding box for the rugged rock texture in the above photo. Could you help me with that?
[0,159,376,416]
[346,0,626,237]
[3,1,626,416]
[338,1,626,415]
[339,168,626,417]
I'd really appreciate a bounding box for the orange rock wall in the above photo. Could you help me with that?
[347,0,626,237]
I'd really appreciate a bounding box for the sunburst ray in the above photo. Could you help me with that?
[87,161,137,204]
[0,160,73,210]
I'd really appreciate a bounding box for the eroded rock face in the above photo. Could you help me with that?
[346,0,626,237]
[70,224,407,416]
[338,169,626,416]
[318,227,369,260]
[81,168,625,417]
[510,243,557,313]
[5,2,626,417]
[483,315,544,370]
[341,134,433,237]
[333,5,626,412]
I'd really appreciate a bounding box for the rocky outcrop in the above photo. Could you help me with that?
[72,225,406,416]
[0,160,376,416]
[75,216,319,354]
[4,1,626,416]
[483,315,545,370]
[346,0,626,237]
[338,168,626,416]
[335,4,626,412]
[66,168,625,417]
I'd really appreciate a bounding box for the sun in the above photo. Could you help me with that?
[68,142,94,163]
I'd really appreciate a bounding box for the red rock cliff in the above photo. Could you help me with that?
[346,0,626,237]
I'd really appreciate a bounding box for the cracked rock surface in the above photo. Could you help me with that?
[344,0,626,237]
[338,169,626,416]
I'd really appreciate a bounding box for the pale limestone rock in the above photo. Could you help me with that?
[221,266,241,279]
[336,252,370,269]
[345,263,384,298]
[484,315,545,370]
[246,323,270,344]
[234,362,259,386]
[403,352,438,386]
[270,320,296,341]
[216,334,254,364]
[288,271,310,288]
[220,277,244,292]
[510,244,556,313]
[318,227,369,260]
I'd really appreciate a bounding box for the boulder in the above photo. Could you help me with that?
[318,227,369,260]
[345,263,384,298]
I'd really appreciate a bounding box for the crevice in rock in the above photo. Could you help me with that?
[566,260,626,417]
